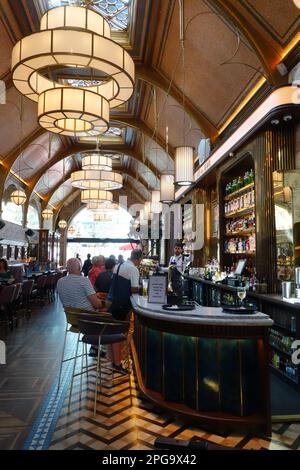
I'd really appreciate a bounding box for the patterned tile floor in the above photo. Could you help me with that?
[49,362,300,451]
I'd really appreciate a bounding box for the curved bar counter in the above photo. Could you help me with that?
[131,295,273,435]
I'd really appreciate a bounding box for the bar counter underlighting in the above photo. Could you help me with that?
[131,295,273,436]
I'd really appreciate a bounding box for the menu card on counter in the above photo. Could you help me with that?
[148,274,167,304]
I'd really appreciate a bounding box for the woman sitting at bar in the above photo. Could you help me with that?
[95,257,116,299]
[0,259,15,284]
[88,255,105,287]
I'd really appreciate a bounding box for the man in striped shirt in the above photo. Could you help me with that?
[57,258,104,311]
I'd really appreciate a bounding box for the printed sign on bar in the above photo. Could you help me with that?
[148,274,167,304]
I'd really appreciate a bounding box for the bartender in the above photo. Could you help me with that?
[167,242,191,295]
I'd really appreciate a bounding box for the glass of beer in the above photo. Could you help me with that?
[142,279,149,297]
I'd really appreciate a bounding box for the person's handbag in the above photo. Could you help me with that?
[108,263,131,321]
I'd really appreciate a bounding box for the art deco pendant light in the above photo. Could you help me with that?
[11,5,135,136]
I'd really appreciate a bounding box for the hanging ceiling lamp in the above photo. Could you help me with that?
[151,190,162,214]
[42,207,54,220]
[71,169,123,190]
[93,213,112,222]
[175,146,194,186]
[68,226,76,235]
[160,173,175,203]
[81,189,113,204]
[58,219,67,229]
[87,201,118,212]
[11,189,27,206]
[38,87,110,136]
[11,5,135,136]
[81,153,113,171]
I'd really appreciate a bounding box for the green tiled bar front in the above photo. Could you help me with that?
[140,327,261,416]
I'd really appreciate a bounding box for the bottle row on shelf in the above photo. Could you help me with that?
[224,235,256,254]
[225,170,254,196]
[270,328,295,354]
[224,190,255,215]
[225,216,255,235]
[271,352,298,382]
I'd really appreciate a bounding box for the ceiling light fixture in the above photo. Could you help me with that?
[71,169,123,190]
[58,219,68,229]
[11,5,135,135]
[81,154,113,171]
[87,201,118,211]
[42,207,54,220]
[81,189,113,204]
[11,189,27,206]
[175,146,194,186]
[93,213,112,222]
[160,173,175,204]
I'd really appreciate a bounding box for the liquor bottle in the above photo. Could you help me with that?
[291,316,296,333]
[249,169,254,184]
[238,238,244,253]
[238,176,243,189]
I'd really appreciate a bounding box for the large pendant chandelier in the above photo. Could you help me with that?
[71,169,123,190]
[11,5,135,136]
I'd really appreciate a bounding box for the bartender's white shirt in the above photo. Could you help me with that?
[169,254,191,274]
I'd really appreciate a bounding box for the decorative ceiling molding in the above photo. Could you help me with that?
[209,0,285,86]
[136,65,218,141]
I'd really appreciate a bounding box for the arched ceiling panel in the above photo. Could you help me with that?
[11,133,65,180]
[241,0,300,46]
[129,158,160,190]
[0,89,38,158]
[152,0,263,129]
[35,156,74,195]
[135,134,173,174]
[49,179,73,207]
[142,85,204,150]
[125,174,151,201]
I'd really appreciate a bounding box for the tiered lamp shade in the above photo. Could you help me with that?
[81,189,113,204]
[160,174,175,203]
[151,190,162,214]
[11,5,135,109]
[175,146,194,186]
[81,154,113,171]
[71,169,123,190]
[87,201,118,212]
[58,219,67,229]
[42,208,53,220]
[38,88,109,136]
[10,189,26,205]
[93,213,112,222]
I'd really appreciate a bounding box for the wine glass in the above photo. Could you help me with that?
[237,287,246,308]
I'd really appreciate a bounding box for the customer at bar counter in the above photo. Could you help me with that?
[107,249,143,319]
[0,259,15,284]
[106,249,143,370]
[88,255,105,287]
[57,258,104,311]
[95,257,116,296]
[81,253,92,277]
[117,254,124,265]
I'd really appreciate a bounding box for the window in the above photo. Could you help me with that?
[27,205,40,229]
[2,202,23,225]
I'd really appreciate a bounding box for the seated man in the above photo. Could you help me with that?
[57,258,119,362]
[57,258,104,312]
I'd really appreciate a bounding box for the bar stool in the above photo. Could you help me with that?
[73,314,132,415]
[57,307,99,392]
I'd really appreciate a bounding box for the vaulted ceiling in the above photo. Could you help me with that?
[0,0,299,225]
